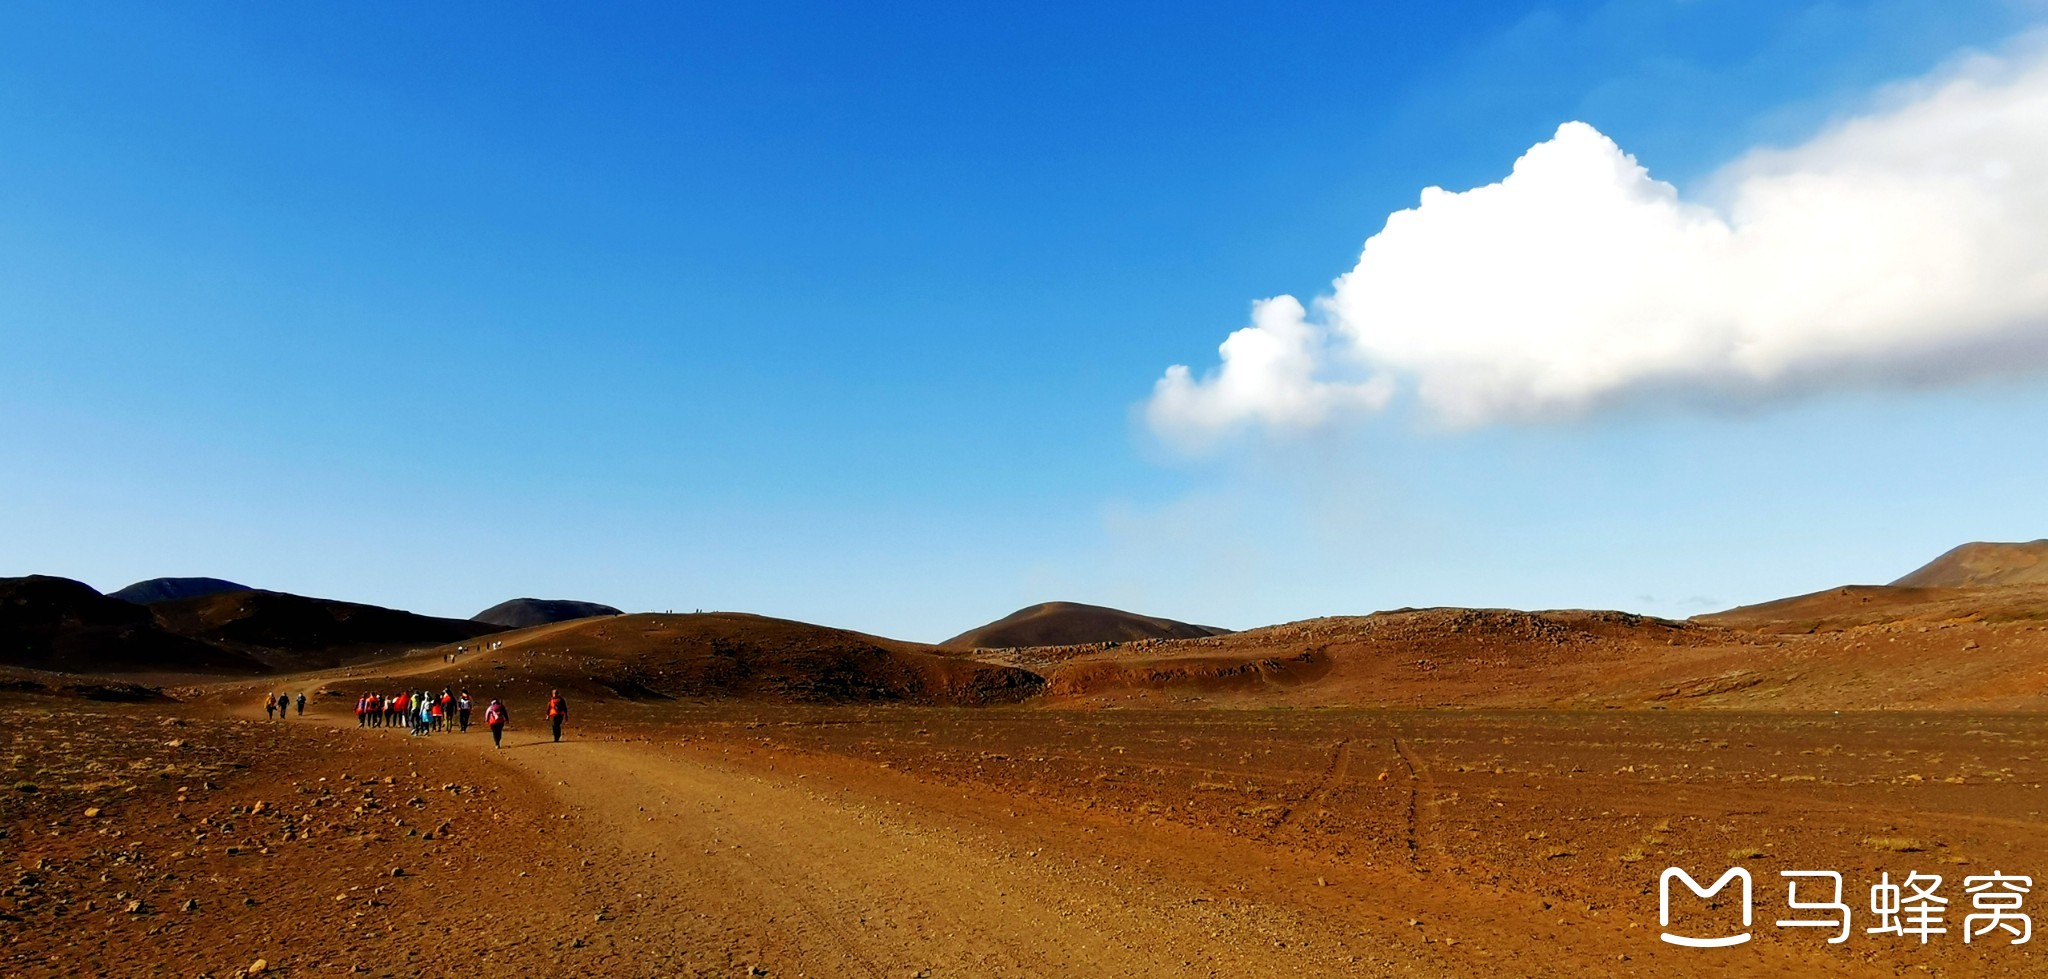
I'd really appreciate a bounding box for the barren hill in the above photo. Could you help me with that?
[150,589,505,672]
[1892,539,2048,587]
[378,612,1043,706]
[1691,583,2048,632]
[108,576,251,605]
[473,597,623,628]
[1007,603,2048,711]
[943,601,1228,649]
[0,575,264,675]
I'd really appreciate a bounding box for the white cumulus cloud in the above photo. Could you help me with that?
[1147,40,2048,446]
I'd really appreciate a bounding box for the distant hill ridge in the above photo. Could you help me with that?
[1891,540,2048,588]
[943,601,1228,650]
[109,577,251,605]
[473,598,624,628]
[3,574,507,676]
[150,589,504,670]
[0,575,264,674]
[435,611,1042,706]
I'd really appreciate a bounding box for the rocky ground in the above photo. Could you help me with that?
[7,691,2047,976]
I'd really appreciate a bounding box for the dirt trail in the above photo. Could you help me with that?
[358,719,1790,978]
[424,731,1373,977]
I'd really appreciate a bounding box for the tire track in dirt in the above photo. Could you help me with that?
[1271,737,1352,833]
[1391,737,1424,867]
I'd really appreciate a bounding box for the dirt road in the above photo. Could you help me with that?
[417,730,1405,977]
[365,718,1815,978]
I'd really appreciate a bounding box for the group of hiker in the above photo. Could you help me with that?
[353,688,475,736]
[261,688,571,749]
[262,692,304,719]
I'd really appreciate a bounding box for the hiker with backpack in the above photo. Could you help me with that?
[485,698,507,748]
[547,690,568,743]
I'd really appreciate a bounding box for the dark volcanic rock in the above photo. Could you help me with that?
[151,590,506,670]
[472,598,624,629]
[942,601,1230,650]
[0,575,264,674]
[108,577,253,605]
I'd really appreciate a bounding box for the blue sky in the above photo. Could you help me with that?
[3,1,2045,641]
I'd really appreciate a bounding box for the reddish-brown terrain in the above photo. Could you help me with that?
[1893,540,2048,588]
[7,546,2048,976]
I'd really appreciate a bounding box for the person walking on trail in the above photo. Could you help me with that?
[295,692,306,716]
[264,695,276,720]
[484,698,507,748]
[429,696,444,733]
[276,693,290,719]
[547,690,568,743]
[457,691,472,733]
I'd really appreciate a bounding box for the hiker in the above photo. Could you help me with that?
[264,695,276,720]
[547,690,568,743]
[484,698,507,748]
[276,693,290,719]
[355,695,367,727]
[295,692,306,716]
[429,695,444,733]
[457,691,472,732]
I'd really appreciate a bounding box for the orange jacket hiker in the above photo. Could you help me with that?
[546,691,568,742]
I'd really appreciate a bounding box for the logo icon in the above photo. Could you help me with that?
[1661,867,1753,947]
